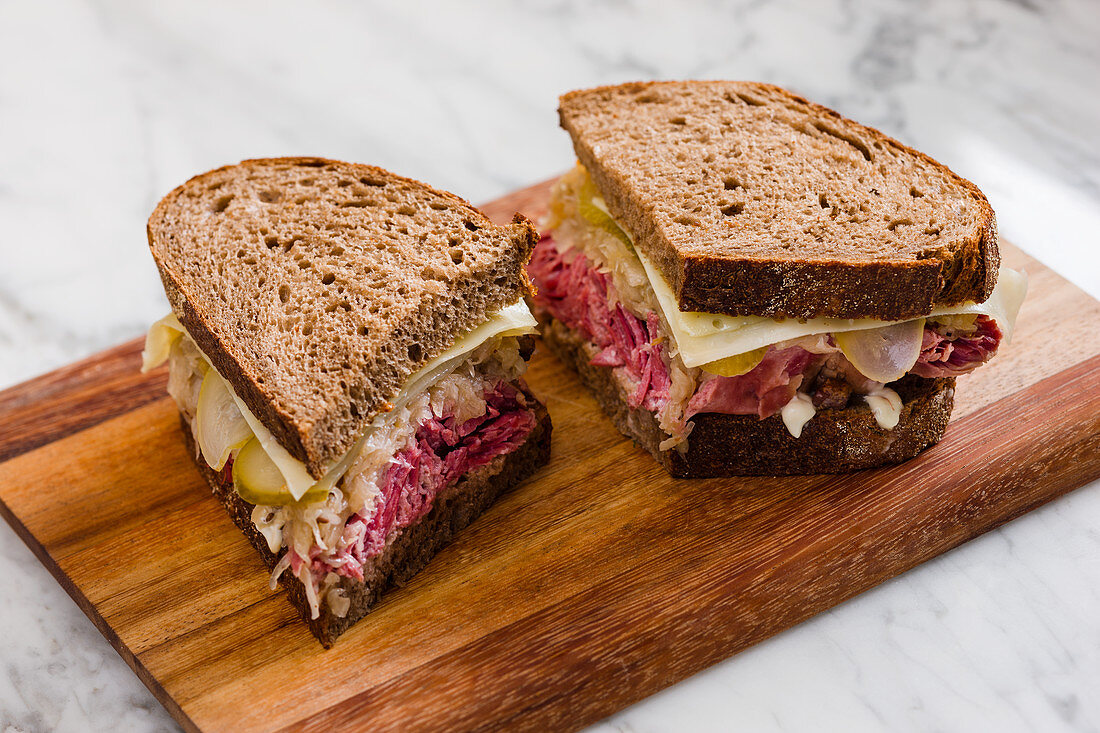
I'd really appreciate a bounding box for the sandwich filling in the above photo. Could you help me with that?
[144,302,540,619]
[529,165,1026,448]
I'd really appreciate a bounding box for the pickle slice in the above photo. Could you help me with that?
[232,438,328,506]
[578,177,634,250]
[699,347,767,377]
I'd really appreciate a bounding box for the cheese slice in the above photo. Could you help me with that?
[635,249,1027,369]
[144,299,538,500]
[582,165,1027,370]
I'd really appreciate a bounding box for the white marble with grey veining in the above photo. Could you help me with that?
[1,1,1099,731]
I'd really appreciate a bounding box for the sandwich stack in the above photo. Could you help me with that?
[528,81,1025,476]
[143,158,551,646]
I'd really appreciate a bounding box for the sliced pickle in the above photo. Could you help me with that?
[232,438,328,506]
[195,370,252,470]
[700,347,767,377]
[578,177,634,250]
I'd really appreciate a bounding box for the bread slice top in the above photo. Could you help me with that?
[149,157,536,476]
[559,81,998,321]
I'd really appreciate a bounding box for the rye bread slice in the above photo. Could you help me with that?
[559,81,998,321]
[149,158,537,477]
[539,314,953,477]
[180,387,551,648]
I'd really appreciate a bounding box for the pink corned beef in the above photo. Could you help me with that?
[911,316,1002,377]
[527,236,1003,424]
[529,236,811,420]
[602,308,671,412]
[292,382,538,583]
[529,236,670,413]
[528,235,617,347]
[685,347,815,419]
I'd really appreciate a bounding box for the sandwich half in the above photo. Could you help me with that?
[143,158,551,646]
[528,81,1025,476]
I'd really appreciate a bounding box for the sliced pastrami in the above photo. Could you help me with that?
[529,236,813,421]
[912,316,1002,377]
[686,346,815,420]
[297,381,538,584]
[527,236,1004,424]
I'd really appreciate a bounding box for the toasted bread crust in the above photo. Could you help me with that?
[180,390,551,647]
[559,81,998,321]
[158,270,309,473]
[149,157,538,475]
[539,315,953,476]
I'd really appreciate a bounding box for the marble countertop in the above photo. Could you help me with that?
[2,1,1099,730]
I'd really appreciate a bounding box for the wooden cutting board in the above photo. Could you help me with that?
[2,179,1099,733]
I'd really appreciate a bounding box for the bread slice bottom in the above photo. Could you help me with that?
[539,315,954,477]
[180,390,551,647]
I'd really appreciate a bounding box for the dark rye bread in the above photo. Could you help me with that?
[149,158,537,476]
[180,391,551,648]
[539,315,953,477]
[559,81,998,321]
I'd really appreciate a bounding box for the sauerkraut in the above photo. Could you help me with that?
[163,331,531,619]
[536,165,1002,446]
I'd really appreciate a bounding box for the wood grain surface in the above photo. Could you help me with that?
[1,179,1099,733]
